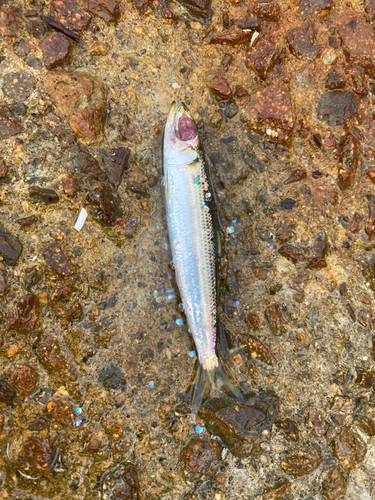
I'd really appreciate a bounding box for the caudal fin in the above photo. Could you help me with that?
[187,357,244,414]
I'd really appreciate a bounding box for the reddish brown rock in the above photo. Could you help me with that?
[41,242,72,277]
[75,143,106,180]
[239,334,275,365]
[337,13,375,78]
[8,364,39,395]
[240,84,294,142]
[29,186,59,203]
[15,432,53,473]
[278,243,304,263]
[65,301,83,321]
[17,215,37,227]
[337,133,360,191]
[103,147,130,188]
[245,312,261,330]
[35,336,77,380]
[284,169,307,185]
[262,482,291,500]
[291,272,309,292]
[209,31,254,46]
[52,280,76,302]
[44,71,107,145]
[0,113,22,141]
[86,184,121,226]
[9,294,38,333]
[287,20,323,61]
[205,72,232,99]
[252,0,280,20]
[247,38,279,80]
[321,466,346,500]
[127,183,148,197]
[43,32,73,69]
[298,0,333,15]
[62,173,78,196]
[281,444,322,476]
[317,91,358,127]
[277,419,299,441]
[0,378,17,405]
[46,398,75,426]
[0,159,7,180]
[307,406,326,435]
[306,257,327,270]
[182,439,220,478]
[88,0,120,22]
[332,427,367,470]
[0,274,9,297]
[0,8,17,36]
[51,0,91,31]
[2,71,36,102]
[0,223,22,265]
[265,304,285,336]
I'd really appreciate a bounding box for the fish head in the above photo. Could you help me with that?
[164,101,199,167]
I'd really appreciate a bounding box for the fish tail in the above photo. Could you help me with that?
[187,357,244,414]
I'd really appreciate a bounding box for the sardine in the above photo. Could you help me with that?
[163,101,242,409]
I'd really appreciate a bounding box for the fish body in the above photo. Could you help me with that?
[163,102,218,371]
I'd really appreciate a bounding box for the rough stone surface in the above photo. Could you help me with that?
[103,147,130,187]
[287,21,323,61]
[51,0,91,31]
[43,32,73,69]
[317,90,359,126]
[0,223,22,265]
[247,38,279,80]
[0,112,22,140]
[88,0,121,22]
[2,71,35,101]
[182,439,220,478]
[9,294,38,333]
[41,242,72,277]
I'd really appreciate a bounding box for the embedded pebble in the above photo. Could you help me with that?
[9,294,39,333]
[182,438,220,478]
[2,71,35,101]
[43,32,73,69]
[103,147,130,188]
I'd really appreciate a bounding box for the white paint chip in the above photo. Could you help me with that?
[75,208,88,232]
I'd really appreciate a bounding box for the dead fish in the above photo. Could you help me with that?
[163,101,242,410]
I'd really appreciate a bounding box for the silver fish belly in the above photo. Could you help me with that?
[163,102,218,371]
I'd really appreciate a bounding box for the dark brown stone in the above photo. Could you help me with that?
[332,427,367,470]
[345,303,356,322]
[52,280,76,302]
[336,133,360,191]
[103,147,130,187]
[62,173,78,196]
[0,158,7,180]
[44,71,107,145]
[337,13,375,78]
[356,370,374,388]
[366,194,375,240]
[0,8,17,36]
[9,294,38,333]
[88,0,120,22]
[40,15,80,42]
[75,143,106,180]
[247,38,279,80]
[0,112,22,140]
[46,398,75,426]
[284,169,307,184]
[2,71,35,102]
[210,31,254,46]
[205,72,232,99]
[17,215,37,227]
[233,16,259,30]
[35,336,77,380]
[308,406,326,435]
[317,91,358,126]
[65,301,83,321]
[43,32,73,69]
[306,257,327,270]
[29,186,59,203]
[265,304,285,336]
[325,71,346,90]
[281,444,322,476]
[8,363,38,395]
[348,213,362,233]
[239,334,275,365]
[41,242,72,277]
[51,0,91,31]
[0,378,17,405]
[15,432,53,473]
[262,481,291,500]
[175,0,212,23]
[0,223,22,265]
[277,419,299,441]
[86,184,121,226]
[245,312,261,330]
[199,392,279,458]
[0,274,9,297]
[278,243,304,263]
[298,0,333,15]
[27,19,47,39]
[321,466,346,500]
[252,0,280,20]
[100,462,140,500]
[287,20,323,61]
[348,64,368,96]
[126,183,148,197]
[240,84,294,142]
[182,439,220,478]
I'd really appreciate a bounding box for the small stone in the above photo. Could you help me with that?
[321,48,338,65]
[240,84,294,142]
[0,159,7,180]
[9,294,38,333]
[356,370,374,388]
[52,280,76,302]
[2,71,35,102]
[349,64,368,96]
[28,416,51,431]
[345,302,356,322]
[209,32,255,46]
[23,267,42,291]
[287,20,323,61]
[41,242,72,277]
[321,466,346,500]
[27,19,46,38]
[86,184,121,226]
[205,72,232,100]
[182,439,220,478]
[62,173,78,196]
[247,38,278,80]
[100,463,140,500]
[0,274,9,297]
[245,312,261,330]
[262,481,291,500]
[365,0,375,22]
[337,13,375,78]
[306,257,327,270]
[65,301,83,322]
[88,0,120,22]
[337,133,360,191]
[44,71,107,145]
[277,419,299,441]
[325,71,346,90]
[358,309,371,327]
[298,0,333,15]
[0,378,17,405]
[332,427,367,470]
[43,32,73,69]
[307,406,326,435]
[119,125,133,140]
[29,186,59,203]
[88,42,109,56]
[280,198,295,210]
[127,183,148,197]
[0,8,17,36]
[275,226,293,241]
[239,333,275,365]
[265,304,285,336]
[15,432,53,473]
[281,444,322,476]
[103,147,130,188]
[46,398,75,426]
[252,0,280,20]
[278,243,304,263]
[355,416,375,436]
[17,215,37,227]
[317,91,358,126]
[35,336,77,380]
[52,0,91,31]
[209,111,223,128]
[284,169,307,184]
[75,143,106,180]
[98,366,127,390]
[175,0,212,23]
[0,112,22,141]
[8,363,38,395]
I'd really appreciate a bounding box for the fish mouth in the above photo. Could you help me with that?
[166,101,198,142]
